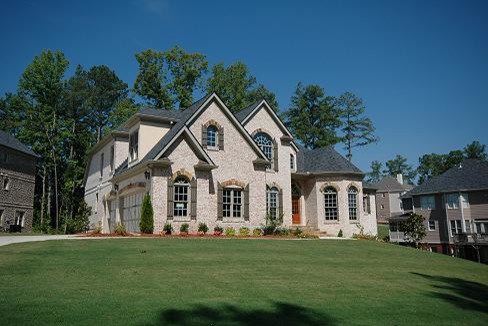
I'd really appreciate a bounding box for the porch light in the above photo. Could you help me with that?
[144,171,151,180]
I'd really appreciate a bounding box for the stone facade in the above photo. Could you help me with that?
[84,94,377,238]
[0,143,37,232]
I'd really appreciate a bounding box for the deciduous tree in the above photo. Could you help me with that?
[384,155,416,184]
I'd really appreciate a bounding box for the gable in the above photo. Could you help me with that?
[239,100,293,139]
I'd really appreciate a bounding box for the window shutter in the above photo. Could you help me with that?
[217,182,223,221]
[278,188,283,218]
[273,139,279,172]
[202,124,208,148]
[244,184,250,221]
[190,178,197,220]
[167,178,174,219]
[218,126,224,150]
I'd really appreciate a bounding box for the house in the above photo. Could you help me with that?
[395,159,488,263]
[0,130,38,232]
[371,175,413,224]
[83,93,377,238]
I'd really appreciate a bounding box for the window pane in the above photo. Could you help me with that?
[324,188,338,221]
[254,133,273,160]
[207,126,218,147]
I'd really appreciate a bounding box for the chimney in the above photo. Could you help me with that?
[396,174,403,185]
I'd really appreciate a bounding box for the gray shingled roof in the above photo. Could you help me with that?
[138,107,182,120]
[114,94,213,176]
[0,130,38,157]
[371,175,413,193]
[235,101,261,122]
[405,159,488,196]
[296,145,363,174]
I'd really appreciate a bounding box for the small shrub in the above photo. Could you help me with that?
[252,228,262,236]
[115,223,127,236]
[337,229,343,238]
[198,222,209,234]
[293,228,303,237]
[261,212,284,235]
[214,225,223,236]
[225,227,236,237]
[180,223,189,234]
[273,227,290,236]
[163,222,173,235]
[239,227,250,236]
[139,193,154,234]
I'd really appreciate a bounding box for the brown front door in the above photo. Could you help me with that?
[292,196,300,224]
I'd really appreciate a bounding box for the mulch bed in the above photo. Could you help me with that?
[78,232,310,239]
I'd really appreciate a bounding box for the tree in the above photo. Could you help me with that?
[417,153,446,184]
[104,98,139,135]
[140,193,154,234]
[86,65,128,142]
[366,160,383,183]
[336,92,378,161]
[134,49,173,109]
[384,155,417,184]
[402,213,427,248]
[164,45,208,108]
[206,61,278,111]
[464,141,487,160]
[283,83,341,149]
[18,50,70,231]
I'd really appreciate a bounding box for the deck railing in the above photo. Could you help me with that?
[453,233,488,245]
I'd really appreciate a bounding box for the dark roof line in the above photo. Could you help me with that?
[405,159,488,196]
[296,145,363,174]
[0,130,38,157]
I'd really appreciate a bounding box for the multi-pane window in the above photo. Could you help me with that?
[324,187,338,221]
[450,219,462,236]
[475,221,488,234]
[290,154,295,170]
[420,196,435,210]
[348,187,358,220]
[266,187,279,219]
[110,146,114,172]
[3,177,9,190]
[223,188,242,218]
[465,220,471,233]
[460,193,469,208]
[0,209,4,228]
[14,211,25,227]
[100,153,104,177]
[428,219,436,231]
[207,126,218,148]
[254,132,273,160]
[129,130,139,162]
[174,177,189,217]
[446,193,459,209]
[363,195,371,214]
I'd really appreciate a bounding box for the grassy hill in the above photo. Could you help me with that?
[0,238,486,325]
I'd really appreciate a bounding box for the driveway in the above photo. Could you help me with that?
[0,235,77,247]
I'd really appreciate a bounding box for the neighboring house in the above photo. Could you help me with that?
[394,159,488,263]
[83,93,377,238]
[371,175,413,224]
[0,131,38,232]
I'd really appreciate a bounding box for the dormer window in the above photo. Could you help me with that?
[207,125,218,148]
[129,130,139,162]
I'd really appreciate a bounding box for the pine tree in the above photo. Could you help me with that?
[140,193,154,234]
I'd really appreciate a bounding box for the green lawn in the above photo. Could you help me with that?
[0,238,486,325]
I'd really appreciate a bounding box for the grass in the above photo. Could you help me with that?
[0,238,487,325]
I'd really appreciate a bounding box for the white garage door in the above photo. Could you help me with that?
[121,192,143,233]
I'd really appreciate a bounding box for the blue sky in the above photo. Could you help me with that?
[1,0,487,172]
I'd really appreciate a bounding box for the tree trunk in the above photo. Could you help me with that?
[40,166,46,226]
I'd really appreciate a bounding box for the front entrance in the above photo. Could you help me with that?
[292,196,300,224]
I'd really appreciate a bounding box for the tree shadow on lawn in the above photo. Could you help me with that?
[411,272,488,314]
[149,302,336,326]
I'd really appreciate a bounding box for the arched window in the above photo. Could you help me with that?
[174,176,190,217]
[266,187,279,219]
[207,125,218,148]
[254,132,273,161]
[324,187,338,221]
[348,186,358,220]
